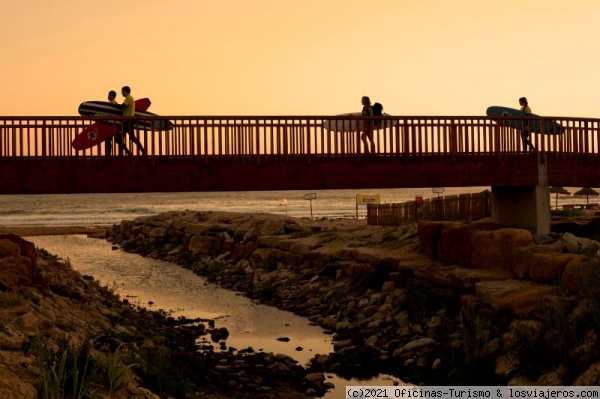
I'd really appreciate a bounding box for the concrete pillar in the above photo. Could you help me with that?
[491,154,550,235]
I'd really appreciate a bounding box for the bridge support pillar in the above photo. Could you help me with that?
[490,154,550,235]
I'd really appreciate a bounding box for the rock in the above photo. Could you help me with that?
[335,320,351,330]
[417,221,447,259]
[148,227,167,238]
[0,239,20,258]
[559,232,596,252]
[437,222,502,265]
[257,236,287,248]
[0,256,35,291]
[528,253,582,282]
[413,266,511,291]
[492,285,557,316]
[475,280,533,305]
[261,219,287,236]
[470,228,534,270]
[189,235,216,254]
[574,362,600,385]
[536,366,566,385]
[508,375,536,386]
[394,311,410,328]
[289,242,317,255]
[314,354,329,364]
[365,335,378,347]
[210,327,230,342]
[381,281,395,292]
[0,365,37,399]
[0,235,38,267]
[13,312,40,332]
[495,353,519,378]
[533,234,555,245]
[303,372,325,383]
[185,223,209,235]
[400,338,435,354]
[561,257,588,292]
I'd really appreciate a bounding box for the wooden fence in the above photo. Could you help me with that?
[367,190,491,226]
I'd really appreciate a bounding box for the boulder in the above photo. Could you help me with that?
[0,235,38,268]
[528,252,583,282]
[437,222,502,266]
[185,223,209,235]
[189,235,217,254]
[492,285,557,316]
[470,228,534,270]
[573,362,600,385]
[561,257,590,292]
[417,221,447,259]
[0,256,34,291]
[475,280,534,305]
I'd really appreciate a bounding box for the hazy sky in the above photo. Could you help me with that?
[1,0,599,117]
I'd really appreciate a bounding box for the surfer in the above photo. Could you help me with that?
[118,86,146,155]
[361,96,375,154]
[519,97,535,151]
[105,90,130,156]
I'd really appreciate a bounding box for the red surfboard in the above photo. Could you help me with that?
[72,98,151,151]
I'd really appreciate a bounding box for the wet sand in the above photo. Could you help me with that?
[0,226,108,237]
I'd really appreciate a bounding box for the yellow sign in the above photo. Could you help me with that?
[356,194,381,205]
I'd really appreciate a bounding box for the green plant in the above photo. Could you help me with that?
[580,259,600,329]
[35,334,90,399]
[404,287,428,321]
[0,291,24,307]
[550,209,585,218]
[107,343,137,395]
[457,311,492,363]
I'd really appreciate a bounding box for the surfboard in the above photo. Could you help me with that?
[486,106,563,135]
[323,112,398,133]
[78,100,173,132]
[72,98,152,150]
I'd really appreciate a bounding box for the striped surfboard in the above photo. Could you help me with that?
[78,100,173,131]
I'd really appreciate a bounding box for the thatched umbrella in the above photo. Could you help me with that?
[574,187,600,205]
[550,186,571,209]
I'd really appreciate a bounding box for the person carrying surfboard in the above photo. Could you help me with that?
[105,90,130,156]
[118,86,146,155]
[361,96,375,154]
[519,97,535,151]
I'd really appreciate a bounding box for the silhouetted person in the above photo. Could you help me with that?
[118,86,145,155]
[105,90,130,156]
[519,97,535,151]
[361,96,375,154]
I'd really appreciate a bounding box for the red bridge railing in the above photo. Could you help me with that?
[1,115,599,161]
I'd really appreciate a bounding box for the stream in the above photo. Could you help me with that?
[29,234,404,397]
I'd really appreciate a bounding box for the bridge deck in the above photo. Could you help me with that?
[1,115,599,193]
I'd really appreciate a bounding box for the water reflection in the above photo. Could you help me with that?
[29,235,404,397]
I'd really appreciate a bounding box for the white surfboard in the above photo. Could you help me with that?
[322,112,397,133]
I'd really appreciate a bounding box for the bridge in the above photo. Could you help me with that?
[1,114,600,234]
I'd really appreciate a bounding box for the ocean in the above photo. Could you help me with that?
[0,187,491,227]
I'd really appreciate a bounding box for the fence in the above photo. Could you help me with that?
[2,115,600,159]
[366,190,491,226]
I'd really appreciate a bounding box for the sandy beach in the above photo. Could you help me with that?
[0,216,369,239]
[0,225,108,237]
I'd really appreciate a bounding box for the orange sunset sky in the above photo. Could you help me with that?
[1,0,599,118]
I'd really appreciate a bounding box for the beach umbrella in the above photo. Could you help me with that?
[549,186,570,209]
[574,187,600,205]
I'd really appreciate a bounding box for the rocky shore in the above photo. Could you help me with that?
[107,211,600,388]
[2,211,600,398]
[0,231,327,399]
